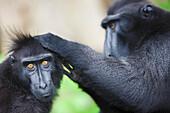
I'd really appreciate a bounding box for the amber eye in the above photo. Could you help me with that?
[27,64,34,69]
[42,61,48,66]
[110,25,115,29]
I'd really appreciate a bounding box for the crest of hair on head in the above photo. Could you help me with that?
[7,30,33,54]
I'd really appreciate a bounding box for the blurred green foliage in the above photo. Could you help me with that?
[51,76,99,113]
[151,0,170,11]
[0,54,3,63]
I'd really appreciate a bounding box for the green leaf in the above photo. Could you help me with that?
[0,54,4,63]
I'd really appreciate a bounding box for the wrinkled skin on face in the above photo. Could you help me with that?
[9,37,63,102]
[0,34,64,113]
[101,0,166,58]
[21,53,55,101]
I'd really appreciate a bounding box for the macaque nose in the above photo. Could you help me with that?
[39,81,47,89]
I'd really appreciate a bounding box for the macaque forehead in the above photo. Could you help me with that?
[108,0,149,15]
[21,53,53,63]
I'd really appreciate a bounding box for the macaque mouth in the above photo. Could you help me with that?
[43,93,51,98]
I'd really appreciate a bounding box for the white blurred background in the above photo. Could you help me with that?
[0,0,115,55]
[0,0,165,54]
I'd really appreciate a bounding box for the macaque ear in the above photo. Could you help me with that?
[141,5,154,20]
[9,55,16,66]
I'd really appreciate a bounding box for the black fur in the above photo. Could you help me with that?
[35,31,170,113]
[107,0,144,15]
[0,33,63,113]
[34,1,170,112]
[101,0,169,58]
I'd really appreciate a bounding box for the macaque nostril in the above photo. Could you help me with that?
[108,54,112,57]
[39,83,47,89]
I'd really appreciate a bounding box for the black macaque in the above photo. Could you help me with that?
[34,0,170,113]
[0,33,64,113]
[101,0,164,58]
